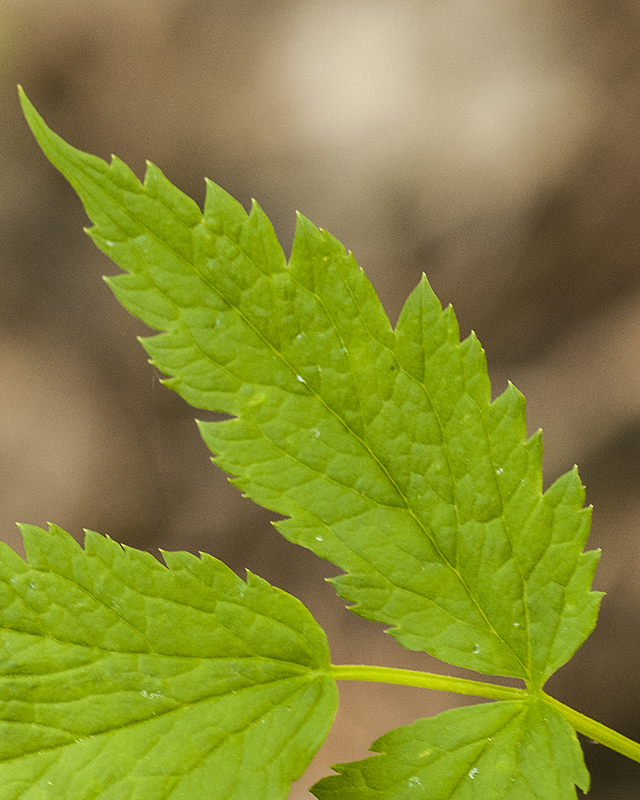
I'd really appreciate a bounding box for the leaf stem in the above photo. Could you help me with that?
[329,665,640,764]
[329,663,527,701]
[541,691,640,765]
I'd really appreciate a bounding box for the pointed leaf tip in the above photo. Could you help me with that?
[20,95,602,687]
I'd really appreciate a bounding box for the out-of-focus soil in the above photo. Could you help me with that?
[1,1,640,796]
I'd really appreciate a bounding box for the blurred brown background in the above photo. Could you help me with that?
[1,1,640,796]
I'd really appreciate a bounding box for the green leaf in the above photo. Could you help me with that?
[0,524,336,799]
[311,699,589,799]
[20,87,602,686]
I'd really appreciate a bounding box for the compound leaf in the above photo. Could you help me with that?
[0,524,336,799]
[20,88,602,686]
[311,699,589,799]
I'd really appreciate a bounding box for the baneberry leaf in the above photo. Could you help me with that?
[311,698,589,799]
[0,524,336,799]
[20,87,602,688]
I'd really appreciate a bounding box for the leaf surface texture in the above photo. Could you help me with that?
[20,88,602,686]
[0,525,336,799]
[311,699,589,799]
